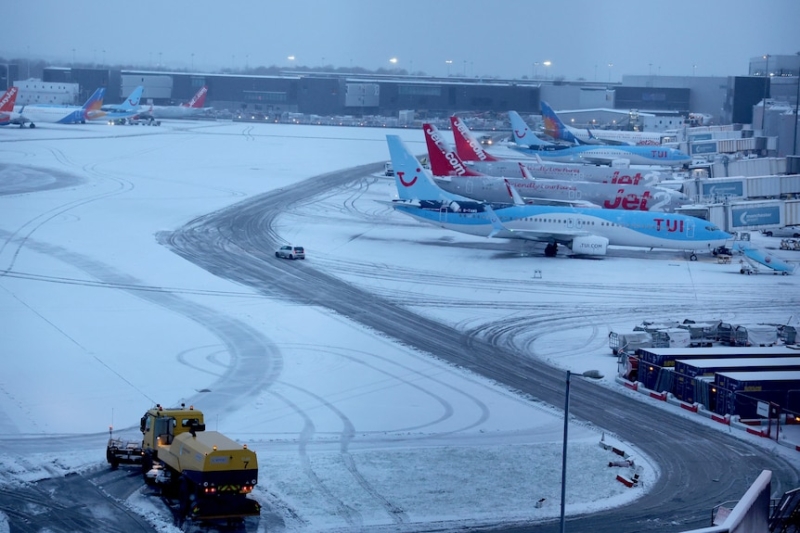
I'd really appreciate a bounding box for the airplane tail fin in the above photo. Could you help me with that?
[540,101,582,144]
[508,111,552,148]
[423,123,483,177]
[122,86,144,110]
[0,87,18,112]
[183,86,208,108]
[449,115,499,162]
[386,135,461,202]
[82,88,106,111]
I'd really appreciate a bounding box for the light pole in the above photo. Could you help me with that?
[607,62,613,83]
[446,59,452,76]
[793,53,799,156]
[191,52,195,70]
[762,54,770,134]
[543,60,551,80]
[560,369,603,533]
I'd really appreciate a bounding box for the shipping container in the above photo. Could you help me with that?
[634,346,800,392]
[673,357,800,407]
[714,370,800,418]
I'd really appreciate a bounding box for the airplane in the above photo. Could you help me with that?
[508,111,691,167]
[540,101,665,146]
[16,88,106,124]
[423,123,690,212]
[506,110,567,149]
[385,134,730,259]
[0,87,34,128]
[148,86,210,119]
[450,115,665,186]
[101,86,144,114]
[98,86,147,125]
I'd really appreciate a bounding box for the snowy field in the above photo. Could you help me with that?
[0,121,798,532]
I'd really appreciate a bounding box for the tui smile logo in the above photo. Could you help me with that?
[514,129,527,138]
[397,169,419,187]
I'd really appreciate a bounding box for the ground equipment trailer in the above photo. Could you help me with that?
[106,427,143,469]
[139,404,260,522]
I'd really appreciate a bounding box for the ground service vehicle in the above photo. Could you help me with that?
[139,404,260,522]
[608,330,652,355]
[106,427,143,469]
[275,245,305,259]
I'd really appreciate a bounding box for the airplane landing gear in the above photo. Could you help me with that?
[544,243,558,257]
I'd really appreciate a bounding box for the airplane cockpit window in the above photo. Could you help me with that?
[705,225,720,231]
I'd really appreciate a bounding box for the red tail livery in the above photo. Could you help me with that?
[449,116,499,162]
[423,123,482,177]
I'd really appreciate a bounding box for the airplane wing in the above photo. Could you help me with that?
[522,197,600,208]
[587,132,634,146]
[577,154,632,166]
[484,206,590,243]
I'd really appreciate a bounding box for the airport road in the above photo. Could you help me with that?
[163,161,800,533]
[1,159,797,533]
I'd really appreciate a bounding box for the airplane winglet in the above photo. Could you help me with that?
[517,162,534,180]
[504,179,526,206]
[485,205,507,238]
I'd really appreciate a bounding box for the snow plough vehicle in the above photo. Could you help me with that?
[109,403,260,522]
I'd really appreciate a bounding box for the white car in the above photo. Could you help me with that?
[762,228,800,238]
[275,245,305,260]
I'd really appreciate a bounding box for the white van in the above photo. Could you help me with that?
[762,227,800,238]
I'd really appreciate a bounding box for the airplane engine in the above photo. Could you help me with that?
[570,235,609,256]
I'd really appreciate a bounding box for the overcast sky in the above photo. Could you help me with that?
[4,0,800,81]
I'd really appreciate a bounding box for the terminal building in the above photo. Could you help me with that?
[3,54,792,144]
[4,56,800,232]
